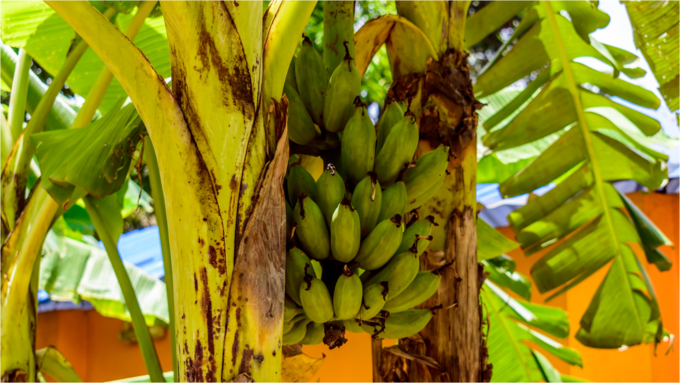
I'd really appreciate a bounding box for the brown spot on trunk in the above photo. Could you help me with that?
[239,345,254,375]
[199,267,217,381]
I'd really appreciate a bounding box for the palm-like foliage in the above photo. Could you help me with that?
[625,0,679,112]
[477,0,676,349]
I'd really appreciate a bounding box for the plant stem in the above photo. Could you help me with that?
[7,48,31,142]
[84,195,164,382]
[143,135,177,379]
[72,1,157,128]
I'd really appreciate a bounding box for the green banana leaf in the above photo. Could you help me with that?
[625,1,679,111]
[478,0,676,349]
[483,278,582,382]
[40,230,169,327]
[0,42,77,131]
[1,1,171,114]
[477,217,519,261]
[31,101,143,206]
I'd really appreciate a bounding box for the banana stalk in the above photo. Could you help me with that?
[7,48,31,141]
[323,1,355,75]
[47,1,314,380]
[144,136,177,379]
[84,196,164,382]
[1,5,160,381]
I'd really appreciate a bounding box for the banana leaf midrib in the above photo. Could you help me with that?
[483,287,537,382]
[541,1,643,333]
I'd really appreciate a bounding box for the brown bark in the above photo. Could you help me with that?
[372,338,384,382]
[387,50,490,382]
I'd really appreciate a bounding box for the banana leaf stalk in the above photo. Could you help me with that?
[7,48,31,141]
[143,136,177,379]
[84,195,164,382]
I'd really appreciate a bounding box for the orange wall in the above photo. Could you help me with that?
[36,192,678,382]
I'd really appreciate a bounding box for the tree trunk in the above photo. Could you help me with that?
[377,2,492,381]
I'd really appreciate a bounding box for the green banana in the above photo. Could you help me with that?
[285,246,313,305]
[358,281,388,320]
[316,163,346,227]
[382,271,441,313]
[342,319,365,334]
[323,41,361,133]
[405,170,445,211]
[295,36,327,126]
[330,198,361,263]
[294,194,330,260]
[363,309,433,340]
[300,271,335,323]
[396,216,437,256]
[285,200,294,241]
[287,162,317,206]
[283,317,312,345]
[377,181,407,223]
[341,100,377,185]
[374,114,419,187]
[283,313,308,335]
[284,84,319,146]
[300,322,325,346]
[351,172,382,238]
[285,55,298,93]
[333,265,363,320]
[365,250,419,300]
[284,295,301,322]
[376,101,405,154]
[403,145,449,200]
[353,215,404,270]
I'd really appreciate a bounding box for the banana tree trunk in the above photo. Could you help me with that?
[379,2,491,381]
[45,1,314,381]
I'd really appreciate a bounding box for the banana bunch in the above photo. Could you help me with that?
[284,38,360,151]
[282,34,451,347]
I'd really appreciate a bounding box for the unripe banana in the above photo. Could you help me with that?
[363,309,433,339]
[351,172,382,238]
[323,42,361,133]
[353,215,404,270]
[405,171,445,211]
[377,181,407,224]
[300,271,335,323]
[396,216,437,256]
[382,271,441,313]
[358,281,388,320]
[295,36,327,126]
[330,198,361,263]
[285,246,313,305]
[376,101,405,154]
[284,84,319,146]
[294,194,330,260]
[316,163,346,227]
[283,313,308,335]
[300,322,325,346]
[342,319,366,334]
[341,100,377,185]
[374,114,419,187]
[333,265,363,320]
[284,295,301,323]
[287,162,317,206]
[283,317,312,345]
[403,145,449,200]
[285,55,298,93]
[365,250,419,300]
[285,200,294,241]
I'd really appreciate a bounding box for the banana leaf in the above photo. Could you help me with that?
[40,230,169,327]
[478,0,676,349]
[1,1,171,114]
[625,1,679,111]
